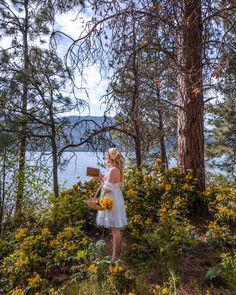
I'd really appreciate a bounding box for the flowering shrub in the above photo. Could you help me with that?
[0,225,89,294]
[220,252,236,289]
[50,180,99,232]
[204,185,236,246]
[1,160,235,295]
[123,162,199,264]
[107,262,136,294]
[70,238,137,294]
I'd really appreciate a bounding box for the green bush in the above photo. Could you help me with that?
[50,180,99,232]
[0,225,89,294]
[220,252,236,290]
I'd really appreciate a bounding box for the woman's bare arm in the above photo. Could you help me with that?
[103,167,120,193]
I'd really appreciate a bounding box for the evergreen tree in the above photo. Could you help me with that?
[0,0,56,221]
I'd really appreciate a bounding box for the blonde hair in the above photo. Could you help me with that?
[107,148,125,183]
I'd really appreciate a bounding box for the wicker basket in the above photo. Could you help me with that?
[83,183,104,210]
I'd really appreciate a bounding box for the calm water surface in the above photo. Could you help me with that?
[27,151,107,188]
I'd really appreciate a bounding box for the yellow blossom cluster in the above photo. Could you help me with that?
[10,286,25,295]
[202,190,211,198]
[109,263,123,273]
[156,158,162,165]
[185,170,193,180]
[0,224,89,294]
[130,214,142,224]
[28,272,42,288]
[207,221,230,240]
[181,183,192,191]
[41,227,51,235]
[98,196,114,210]
[144,218,153,225]
[127,187,137,198]
[153,284,169,295]
[15,228,27,241]
[159,204,170,223]
[205,186,236,245]
[215,206,236,219]
[88,263,98,273]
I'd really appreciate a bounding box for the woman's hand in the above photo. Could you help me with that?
[93,172,104,183]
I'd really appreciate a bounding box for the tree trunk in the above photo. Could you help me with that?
[15,0,29,222]
[131,10,142,168]
[51,137,59,197]
[49,104,59,197]
[0,149,6,236]
[133,121,142,168]
[177,0,205,192]
[158,110,168,169]
[156,84,168,169]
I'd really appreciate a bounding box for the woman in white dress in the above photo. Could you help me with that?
[96,148,127,261]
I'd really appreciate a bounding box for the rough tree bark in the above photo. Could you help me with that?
[177,0,205,191]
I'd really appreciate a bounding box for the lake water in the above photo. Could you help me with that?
[58,152,107,187]
[27,151,107,188]
[26,151,177,188]
[27,151,226,189]
[56,152,177,187]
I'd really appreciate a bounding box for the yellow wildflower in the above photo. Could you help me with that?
[88,263,98,273]
[186,171,193,180]
[156,158,162,165]
[202,190,210,198]
[35,235,43,242]
[228,210,236,217]
[162,287,169,295]
[165,184,171,192]
[15,228,27,241]
[132,214,142,224]
[109,263,123,273]
[28,272,41,287]
[64,227,75,237]
[208,221,220,230]
[182,183,191,191]
[82,237,88,246]
[98,196,114,210]
[144,175,149,181]
[131,229,140,238]
[144,218,152,225]
[155,284,161,290]
[152,175,157,181]
[10,286,25,295]
[216,194,223,201]
[127,189,136,198]
[15,256,29,268]
[153,284,161,294]
[218,206,227,214]
[41,227,50,235]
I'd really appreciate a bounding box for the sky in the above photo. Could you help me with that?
[54,10,110,117]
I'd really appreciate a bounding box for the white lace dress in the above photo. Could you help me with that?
[96,181,128,228]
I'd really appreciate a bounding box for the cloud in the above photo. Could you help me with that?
[54,11,112,116]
